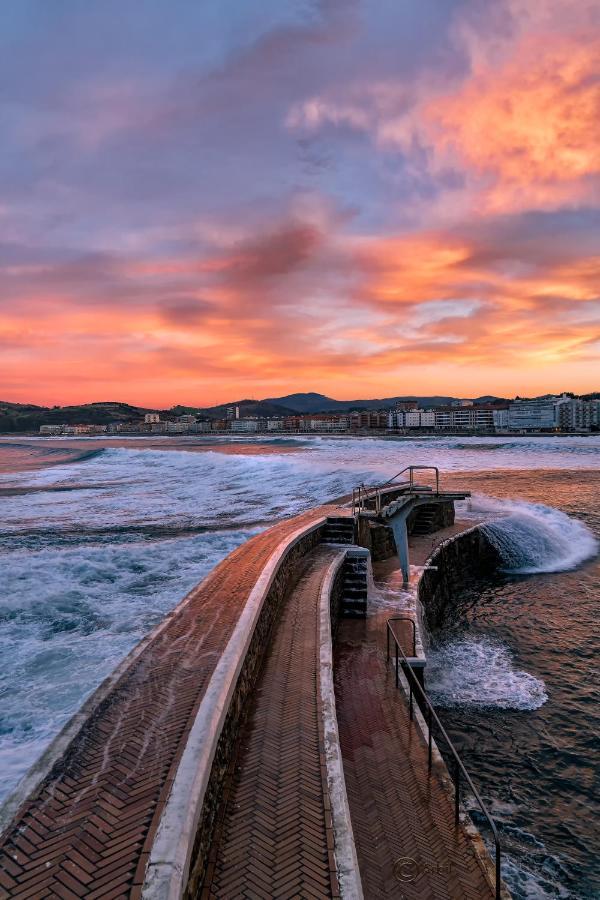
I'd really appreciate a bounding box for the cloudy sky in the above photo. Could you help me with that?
[1,0,598,406]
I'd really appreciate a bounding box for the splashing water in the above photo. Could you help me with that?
[426,637,548,710]
[459,494,598,574]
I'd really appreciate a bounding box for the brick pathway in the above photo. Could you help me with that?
[202,547,342,900]
[334,609,495,899]
[0,506,340,900]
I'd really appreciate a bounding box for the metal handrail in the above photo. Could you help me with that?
[386,618,502,900]
[352,465,440,514]
[386,616,416,657]
[382,464,440,495]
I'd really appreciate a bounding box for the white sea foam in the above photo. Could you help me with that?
[426,637,548,710]
[0,529,250,800]
[502,852,572,899]
[459,494,598,574]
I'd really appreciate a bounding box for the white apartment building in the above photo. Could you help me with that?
[145,413,160,424]
[388,410,435,428]
[308,417,348,432]
[433,410,452,429]
[507,399,559,431]
[231,419,259,432]
[493,408,509,430]
[507,394,595,432]
[555,398,591,431]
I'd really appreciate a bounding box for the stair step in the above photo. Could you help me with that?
[339,546,368,618]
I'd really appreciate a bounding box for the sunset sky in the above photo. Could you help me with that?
[1,0,599,407]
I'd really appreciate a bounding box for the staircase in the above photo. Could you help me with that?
[322,516,355,544]
[410,504,438,535]
[341,553,368,617]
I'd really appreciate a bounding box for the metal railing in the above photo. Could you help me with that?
[386,616,416,657]
[386,618,502,899]
[352,465,440,515]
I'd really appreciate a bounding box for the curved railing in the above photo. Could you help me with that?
[386,618,502,900]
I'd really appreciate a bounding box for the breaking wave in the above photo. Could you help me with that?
[462,495,598,574]
[426,637,548,710]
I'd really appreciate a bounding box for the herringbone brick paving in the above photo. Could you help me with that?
[334,603,495,900]
[202,547,342,900]
[0,505,341,900]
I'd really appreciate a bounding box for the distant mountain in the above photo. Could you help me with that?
[0,401,156,433]
[197,398,297,419]
[263,392,457,412]
[472,395,506,404]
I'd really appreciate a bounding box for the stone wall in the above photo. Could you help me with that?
[418,526,501,632]
[328,561,345,641]
[184,523,325,898]
[407,499,455,534]
[367,522,397,561]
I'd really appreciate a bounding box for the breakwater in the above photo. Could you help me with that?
[418,525,501,632]
[1,498,507,898]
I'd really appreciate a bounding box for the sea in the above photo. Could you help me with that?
[0,434,598,898]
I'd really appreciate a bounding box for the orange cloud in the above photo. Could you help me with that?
[421,34,600,212]
[1,211,597,408]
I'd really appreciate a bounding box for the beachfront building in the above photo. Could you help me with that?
[231,418,260,432]
[348,411,388,429]
[507,399,559,431]
[39,424,64,434]
[493,408,509,430]
[145,413,160,424]
[308,416,348,431]
[387,409,435,429]
[506,394,595,432]
[555,398,591,432]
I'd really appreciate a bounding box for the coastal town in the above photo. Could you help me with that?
[38,393,600,436]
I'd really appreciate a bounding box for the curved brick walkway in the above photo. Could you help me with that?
[334,609,495,898]
[0,505,340,900]
[202,546,343,900]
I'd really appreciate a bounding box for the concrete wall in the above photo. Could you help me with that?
[356,499,456,561]
[417,526,501,632]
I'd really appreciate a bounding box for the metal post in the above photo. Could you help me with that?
[496,853,501,900]
[428,708,432,772]
[409,682,413,721]
[455,761,460,825]
[395,644,398,688]
[386,626,390,662]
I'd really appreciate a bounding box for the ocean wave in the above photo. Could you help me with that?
[461,495,599,574]
[0,528,251,801]
[426,637,548,710]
